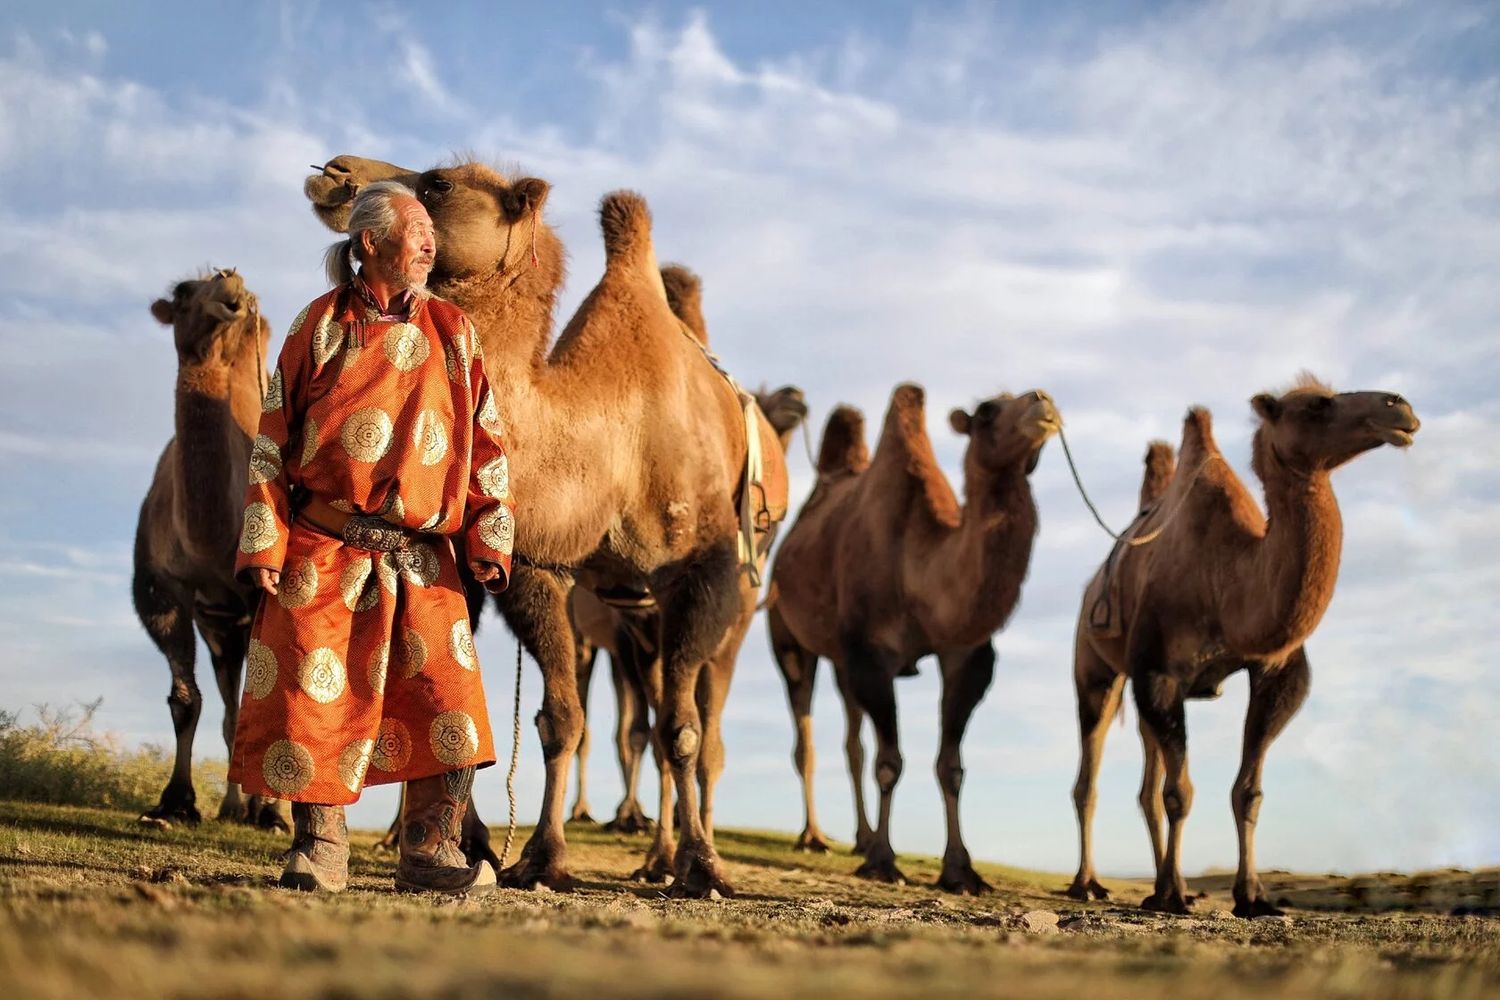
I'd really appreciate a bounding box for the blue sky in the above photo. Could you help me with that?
[1,0,1497,878]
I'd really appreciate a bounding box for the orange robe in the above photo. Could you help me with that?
[228,282,514,805]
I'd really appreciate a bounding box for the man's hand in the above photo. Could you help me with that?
[254,568,280,596]
[469,560,502,586]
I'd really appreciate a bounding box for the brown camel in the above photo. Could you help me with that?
[304,157,789,896]
[1066,376,1420,916]
[767,383,1059,892]
[133,268,286,830]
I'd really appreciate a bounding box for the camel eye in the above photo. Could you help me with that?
[422,175,453,199]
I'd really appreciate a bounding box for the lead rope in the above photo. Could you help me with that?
[1059,424,1221,549]
[498,639,523,870]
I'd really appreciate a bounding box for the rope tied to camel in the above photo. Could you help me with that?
[498,639,523,871]
[1058,424,1220,549]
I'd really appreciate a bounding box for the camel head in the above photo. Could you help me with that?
[150,268,266,368]
[1250,374,1420,478]
[305,156,418,233]
[949,390,1060,475]
[753,385,809,449]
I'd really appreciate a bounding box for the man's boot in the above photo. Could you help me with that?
[394,766,497,894]
[280,803,349,892]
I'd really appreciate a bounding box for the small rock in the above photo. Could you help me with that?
[708,888,723,901]
[1252,913,1291,925]
[1206,908,1236,920]
[1020,909,1060,933]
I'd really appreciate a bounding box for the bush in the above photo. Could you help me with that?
[0,700,226,813]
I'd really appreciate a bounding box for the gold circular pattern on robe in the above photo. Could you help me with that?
[337,738,375,793]
[262,739,315,795]
[277,557,319,610]
[239,501,278,554]
[477,505,515,555]
[442,335,470,385]
[413,410,449,467]
[300,418,320,468]
[248,435,282,485]
[376,551,401,594]
[340,407,394,463]
[297,647,347,704]
[372,719,412,773]
[401,543,441,588]
[289,303,311,337]
[420,511,446,532]
[478,389,505,436]
[449,620,478,671]
[262,368,284,413]
[340,558,376,612]
[367,644,389,695]
[311,313,345,366]
[397,628,428,678]
[245,640,278,700]
[384,323,430,372]
[475,456,510,499]
[429,711,479,766]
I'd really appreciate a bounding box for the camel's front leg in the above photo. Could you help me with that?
[846,640,907,884]
[494,565,582,891]
[934,643,998,895]
[605,647,654,834]
[629,641,676,882]
[696,600,752,846]
[657,545,742,899]
[1133,665,1193,915]
[769,604,830,851]
[1233,649,1311,918]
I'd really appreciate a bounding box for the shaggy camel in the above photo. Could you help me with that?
[1066,377,1420,916]
[768,384,1059,892]
[305,157,788,896]
[133,268,286,830]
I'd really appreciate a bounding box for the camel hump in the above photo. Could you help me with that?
[1177,405,1220,462]
[1139,440,1176,509]
[599,190,655,270]
[817,405,870,477]
[661,264,707,343]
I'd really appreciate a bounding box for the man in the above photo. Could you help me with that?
[231,181,515,894]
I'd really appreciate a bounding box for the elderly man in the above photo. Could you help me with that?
[230,181,515,894]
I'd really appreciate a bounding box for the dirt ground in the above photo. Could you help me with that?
[1,800,1496,999]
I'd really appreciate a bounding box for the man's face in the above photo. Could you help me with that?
[368,196,436,291]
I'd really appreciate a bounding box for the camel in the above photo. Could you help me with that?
[304,157,789,896]
[133,268,287,830]
[767,383,1059,892]
[1065,376,1420,916]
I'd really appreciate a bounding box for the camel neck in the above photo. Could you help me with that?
[173,359,253,559]
[938,458,1040,635]
[1234,464,1343,657]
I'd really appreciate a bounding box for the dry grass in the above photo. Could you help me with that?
[1,800,1497,999]
[0,703,225,814]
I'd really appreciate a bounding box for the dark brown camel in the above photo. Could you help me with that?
[768,384,1059,892]
[305,157,789,896]
[133,268,286,830]
[1066,376,1420,916]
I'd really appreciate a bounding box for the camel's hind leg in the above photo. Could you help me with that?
[656,544,743,899]
[846,639,908,884]
[1067,637,1126,901]
[605,632,654,833]
[627,622,675,881]
[1138,713,1166,876]
[832,658,875,854]
[768,603,830,852]
[134,566,202,826]
[1130,618,1194,915]
[1232,649,1311,918]
[494,564,583,891]
[934,642,998,895]
[568,629,599,824]
[695,596,754,847]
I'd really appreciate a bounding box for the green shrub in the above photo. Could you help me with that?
[0,700,226,812]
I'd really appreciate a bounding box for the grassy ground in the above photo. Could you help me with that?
[1,800,1497,1000]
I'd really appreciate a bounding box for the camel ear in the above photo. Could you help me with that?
[1251,393,1282,422]
[150,298,175,325]
[948,408,972,435]
[504,178,550,220]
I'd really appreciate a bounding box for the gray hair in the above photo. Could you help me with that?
[322,181,419,286]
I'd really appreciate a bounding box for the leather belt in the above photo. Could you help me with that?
[300,496,418,553]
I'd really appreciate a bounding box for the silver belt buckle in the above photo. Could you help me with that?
[342,515,410,553]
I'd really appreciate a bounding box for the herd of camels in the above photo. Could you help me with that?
[130,154,1421,918]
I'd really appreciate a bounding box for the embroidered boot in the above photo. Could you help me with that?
[279,803,349,892]
[394,767,497,894]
